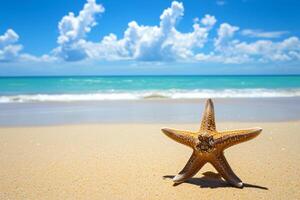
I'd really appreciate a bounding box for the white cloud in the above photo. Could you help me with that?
[134,1,185,61]
[48,0,300,64]
[195,51,252,64]
[130,3,215,61]
[194,22,300,64]
[214,23,239,51]
[0,29,56,63]
[1,0,300,65]
[54,0,104,61]
[196,32,300,64]
[233,36,300,62]
[197,22,247,64]
[0,29,19,46]
[201,14,217,28]
[0,29,23,62]
[78,1,216,62]
[19,53,58,62]
[241,29,289,38]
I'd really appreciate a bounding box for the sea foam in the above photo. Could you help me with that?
[1,89,300,103]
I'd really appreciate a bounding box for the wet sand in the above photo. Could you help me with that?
[0,97,300,126]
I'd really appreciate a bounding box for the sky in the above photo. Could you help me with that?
[0,0,300,76]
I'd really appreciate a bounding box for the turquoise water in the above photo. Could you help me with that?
[0,75,300,102]
[1,75,300,94]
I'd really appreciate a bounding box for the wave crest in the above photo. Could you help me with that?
[1,89,300,103]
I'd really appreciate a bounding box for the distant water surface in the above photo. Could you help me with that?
[0,75,300,102]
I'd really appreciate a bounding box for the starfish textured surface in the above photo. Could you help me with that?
[161,99,262,188]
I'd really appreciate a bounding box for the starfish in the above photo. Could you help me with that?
[161,99,262,188]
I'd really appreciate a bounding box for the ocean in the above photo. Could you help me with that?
[0,75,300,125]
[0,75,300,103]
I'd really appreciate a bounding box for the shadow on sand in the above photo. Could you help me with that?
[163,171,268,190]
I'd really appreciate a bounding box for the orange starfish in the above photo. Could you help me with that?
[162,99,262,188]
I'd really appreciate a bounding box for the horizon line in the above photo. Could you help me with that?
[1,74,300,78]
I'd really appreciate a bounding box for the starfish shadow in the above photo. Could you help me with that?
[163,171,268,190]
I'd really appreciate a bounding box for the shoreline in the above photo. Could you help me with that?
[0,97,300,126]
[1,120,300,129]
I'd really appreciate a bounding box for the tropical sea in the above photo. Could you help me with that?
[0,75,300,103]
[1,75,300,125]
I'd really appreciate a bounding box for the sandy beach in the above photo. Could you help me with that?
[1,0,300,198]
[1,122,299,199]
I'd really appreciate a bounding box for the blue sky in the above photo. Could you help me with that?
[0,0,300,75]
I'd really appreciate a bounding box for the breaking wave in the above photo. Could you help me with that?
[0,89,300,103]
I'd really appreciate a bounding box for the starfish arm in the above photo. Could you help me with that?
[214,127,262,150]
[210,153,243,188]
[200,98,216,132]
[161,128,197,148]
[173,151,206,183]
